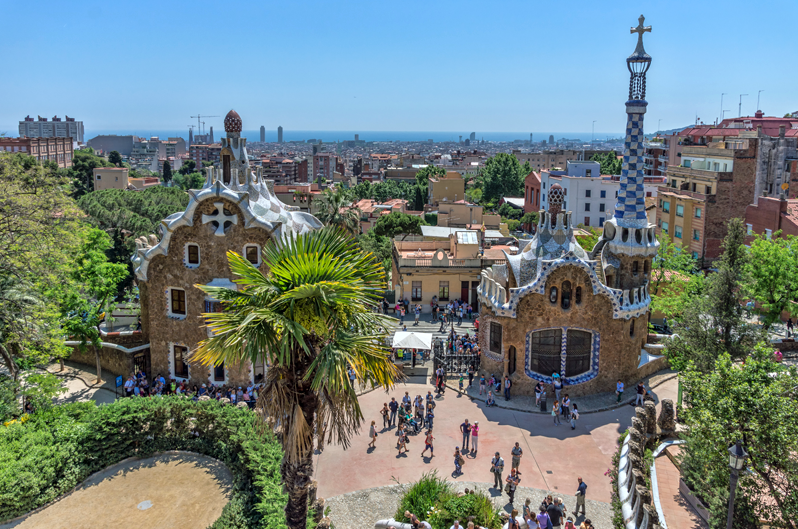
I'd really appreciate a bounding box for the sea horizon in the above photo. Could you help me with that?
[84,129,626,144]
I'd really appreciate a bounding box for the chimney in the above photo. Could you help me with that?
[755,110,764,118]
[779,126,786,138]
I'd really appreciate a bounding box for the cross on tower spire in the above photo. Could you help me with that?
[630,15,651,57]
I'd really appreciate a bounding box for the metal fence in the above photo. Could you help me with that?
[433,340,480,375]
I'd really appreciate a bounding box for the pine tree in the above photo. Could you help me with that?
[162,161,172,183]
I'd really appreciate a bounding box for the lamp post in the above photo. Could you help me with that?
[726,440,749,529]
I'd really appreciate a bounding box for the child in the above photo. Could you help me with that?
[570,404,580,430]
[459,374,465,392]
[479,375,486,395]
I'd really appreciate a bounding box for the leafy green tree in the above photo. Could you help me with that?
[414,165,445,204]
[478,153,528,206]
[649,234,703,320]
[0,152,81,381]
[680,345,798,529]
[372,211,424,240]
[77,186,190,239]
[178,159,196,175]
[498,202,521,220]
[60,229,129,384]
[162,160,172,183]
[172,171,205,190]
[69,148,113,197]
[195,228,400,529]
[413,184,425,211]
[358,230,392,276]
[590,151,622,175]
[352,181,373,200]
[665,219,762,372]
[425,213,438,226]
[315,188,361,235]
[747,232,798,329]
[520,211,539,229]
[108,150,123,167]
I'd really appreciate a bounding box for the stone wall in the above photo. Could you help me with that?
[68,344,136,380]
[478,263,665,398]
[142,197,270,387]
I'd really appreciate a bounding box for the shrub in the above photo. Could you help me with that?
[0,397,286,528]
[395,471,501,529]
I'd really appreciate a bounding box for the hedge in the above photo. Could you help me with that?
[0,397,287,528]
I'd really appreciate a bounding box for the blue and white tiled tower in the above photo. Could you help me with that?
[592,15,659,291]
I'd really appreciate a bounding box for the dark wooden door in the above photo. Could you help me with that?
[461,281,469,303]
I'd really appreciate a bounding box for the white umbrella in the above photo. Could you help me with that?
[391,331,433,350]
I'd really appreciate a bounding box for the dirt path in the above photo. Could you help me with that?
[4,452,233,529]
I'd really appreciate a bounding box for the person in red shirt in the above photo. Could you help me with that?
[474,318,479,331]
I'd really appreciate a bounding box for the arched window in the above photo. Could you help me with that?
[222,154,231,185]
[643,260,650,274]
[490,323,502,354]
[632,261,639,276]
[565,330,592,376]
[606,275,614,288]
[575,286,582,305]
[528,329,562,376]
[186,244,200,265]
[561,281,572,309]
[630,319,635,337]
[549,286,558,304]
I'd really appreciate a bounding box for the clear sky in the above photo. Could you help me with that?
[1,0,796,135]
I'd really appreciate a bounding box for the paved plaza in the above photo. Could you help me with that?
[315,373,678,504]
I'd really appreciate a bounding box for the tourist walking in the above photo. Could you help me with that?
[471,421,479,455]
[468,364,475,387]
[539,386,547,412]
[389,398,399,427]
[616,379,624,403]
[397,428,408,455]
[787,318,794,337]
[511,442,523,474]
[491,452,505,489]
[505,469,520,505]
[479,375,486,395]
[381,403,390,428]
[547,498,565,529]
[574,477,587,516]
[536,506,551,529]
[421,431,434,458]
[534,381,543,406]
[570,404,579,430]
[552,401,562,425]
[635,382,646,406]
[460,418,472,451]
[368,420,377,448]
[562,394,571,419]
[426,405,435,430]
[504,375,512,400]
[454,447,464,476]
[553,374,563,401]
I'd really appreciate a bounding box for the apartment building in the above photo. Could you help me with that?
[189,143,222,169]
[524,171,541,214]
[313,152,336,184]
[643,138,669,177]
[436,201,501,229]
[19,115,84,144]
[513,149,616,171]
[539,162,663,228]
[428,171,466,206]
[0,136,73,168]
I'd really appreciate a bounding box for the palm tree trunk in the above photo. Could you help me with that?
[0,344,18,383]
[282,385,320,529]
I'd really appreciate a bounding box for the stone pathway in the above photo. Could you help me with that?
[46,361,120,405]
[654,448,707,529]
[447,370,679,414]
[325,482,611,529]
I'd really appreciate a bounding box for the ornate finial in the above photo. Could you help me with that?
[630,15,652,57]
[548,184,564,227]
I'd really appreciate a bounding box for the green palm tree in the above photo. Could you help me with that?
[194,227,400,529]
[315,188,361,235]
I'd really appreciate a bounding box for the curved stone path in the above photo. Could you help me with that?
[2,452,233,529]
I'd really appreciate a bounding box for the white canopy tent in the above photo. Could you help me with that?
[391,331,433,350]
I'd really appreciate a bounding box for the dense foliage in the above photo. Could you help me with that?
[649,234,703,320]
[358,230,392,277]
[665,219,763,373]
[77,186,189,239]
[372,211,424,240]
[395,472,502,529]
[473,153,530,207]
[0,398,287,528]
[680,345,798,529]
[70,148,114,197]
[314,188,361,235]
[590,151,622,176]
[746,232,798,329]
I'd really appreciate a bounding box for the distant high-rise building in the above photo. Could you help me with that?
[470,132,476,141]
[464,139,471,147]
[355,134,359,141]
[189,128,193,148]
[19,115,84,144]
[278,126,283,143]
[260,126,265,142]
[209,127,214,144]
[530,133,533,143]
[548,135,554,145]
[459,135,463,144]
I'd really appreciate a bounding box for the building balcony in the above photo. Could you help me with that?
[643,163,655,171]
[658,156,669,163]
[666,165,724,180]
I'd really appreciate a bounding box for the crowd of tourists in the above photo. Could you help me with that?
[400,477,593,529]
[122,371,260,407]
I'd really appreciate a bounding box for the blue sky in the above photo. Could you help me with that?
[1,0,796,135]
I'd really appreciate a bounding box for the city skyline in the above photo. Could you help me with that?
[1,0,796,136]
